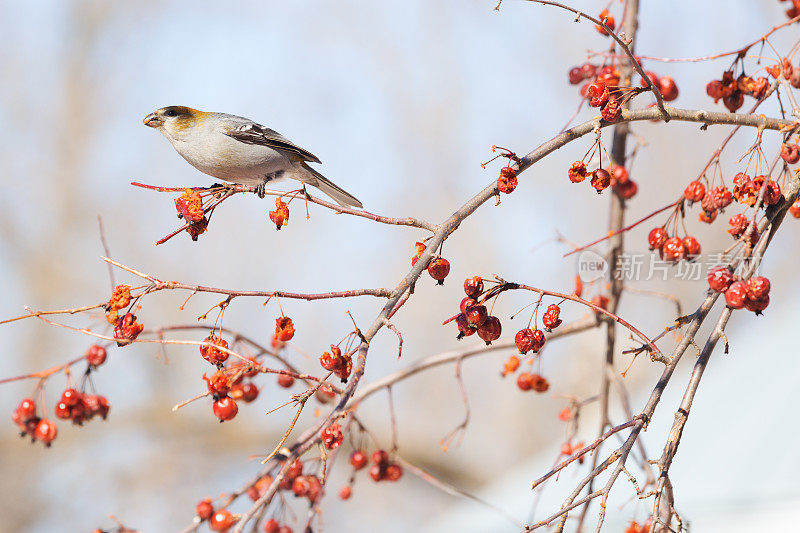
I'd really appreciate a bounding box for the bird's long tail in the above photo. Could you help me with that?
[295,162,363,209]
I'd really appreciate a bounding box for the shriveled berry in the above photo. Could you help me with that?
[464,276,484,298]
[113,312,143,346]
[497,167,518,194]
[601,99,622,122]
[781,143,800,164]
[502,354,520,376]
[706,80,723,101]
[269,198,289,230]
[586,81,609,107]
[568,161,588,183]
[200,334,230,366]
[477,316,502,345]
[723,91,744,112]
[727,213,749,238]
[725,281,748,309]
[590,168,611,192]
[595,9,615,35]
[542,304,562,330]
[455,313,476,338]
[321,422,344,450]
[531,374,550,393]
[274,316,295,342]
[204,370,231,396]
[515,328,535,354]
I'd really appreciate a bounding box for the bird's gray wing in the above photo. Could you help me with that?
[223,121,321,164]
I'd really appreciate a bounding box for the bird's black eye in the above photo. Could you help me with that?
[164,109,177,117]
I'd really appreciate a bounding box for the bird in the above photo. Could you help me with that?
[142,106,362,208]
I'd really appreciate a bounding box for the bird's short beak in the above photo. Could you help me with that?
[143,113,162,128]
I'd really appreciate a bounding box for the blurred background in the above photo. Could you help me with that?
[1,1,799,531]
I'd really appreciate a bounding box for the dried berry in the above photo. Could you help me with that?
[269,198,289,230]
[684,180,706,203]
[175,189,204,223]
[590,168,611,192]
[586,81,610,107]
[196,499,214,521]
[113,313,144,346]
[464,276,484,298]
[568,161,588,183]
[200,333,230,366]
[595,9,615,35]
[274,316,295,342]
[601,99,622,122]
[497,167,518,194]
[477,316,502,345]
[428,257,451,284]
[745,276,771,301]
[781,143,800,164]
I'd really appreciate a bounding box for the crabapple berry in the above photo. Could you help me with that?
[464,276,484,298]
[725,281,748,309]
[586,81,609,107]
[683,181,706,203]
[568,161,588,183]
[682,236,701,260]
[213,397,238,422]
[34,418,58,446]
[781,143,800,164]
[209,509,236,532]
[745,276,771,301]
[590,169,611,192]
[477,316,502,345]
[86,345,107,367]
[339,485,352,500]
[658,76,679,101]
[350,450,368,470]
[196,499,214,521]
[707,267,734,292]
[661,237,686,262]
[648,227,668,250]
[428,257,450,284]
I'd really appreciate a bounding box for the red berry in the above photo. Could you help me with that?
[791,198,800,218]
[196,499,214,521]
[350,450,368,470]
[682,236,701,259]
[661,237,686,262]
[706,80,723,101]
[568,161,588,183]
[516,372,533,391]
[86,345,107,367]
[277,373,295,388]
[15,398,36,421]
[590,294,609,312]
[580,63,597,79]
[590,168,612,192]
[586,81,609,107]
[54,402,71,420]
[385,463,403,481]
[531,374,550,393]
[725,281,748,309]
[515,328,534,354]
[568,67,584,85]
[269,198,289,230]
[464,276,484,298]
[292,476,310,497]
[542,304,562,330]
[595,9,615,35]
[477,316,502,345]
[611,164,629,185]
[723,91,744,112]
[34,418,58,445]
[339,485,352,500]
[658,76,679,101]
[113,312,144,346]
[287,459,304,479]
[648,227,668,250]
[369,464,383,482]
[213,397,238,422]
[455,313,476,338]
[239,383,259,403]
[502,355,520,376]
[683,180,706,203]
[428,257,450,284]
[614,178,638,199]
[209,509,236,532]
[264,519,280,533]
[745,295,770,314]
[82,394,110,420]
[745,276,771,301]
[277,527,293,533]
[204,370,231,396]
[460,297,477,314]
[464,305,488,327]
[319,350,342,372]
[728,213,749,239]
[707,267,734,292]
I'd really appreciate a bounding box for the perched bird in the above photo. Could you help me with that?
[143,106,362,208]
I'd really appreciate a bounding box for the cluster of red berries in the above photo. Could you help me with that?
[12,398,58,446]
[706,71,770,112]
[568,162,637,197]
[516,372,550,393]
[319,345,352,382]
[104,285,145,346]
[54,387,110,425]
[364,449,403,482]
[732,173,782,207]
[682,180,734,224]
[321,422,344,449]
[586,80,623,122]
[195,500,240,532]
[639,71,679,101]
[708,268,771,314]
[496,166,518,194]
[203,363,261,422]
[269,198,290,230]
[175,189,210,240]
[647,227,701,262]
[784,0,800,18]
[453,277,502,344]
[595,9,615,35]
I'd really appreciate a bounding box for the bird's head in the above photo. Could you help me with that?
[143,106,208,139]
